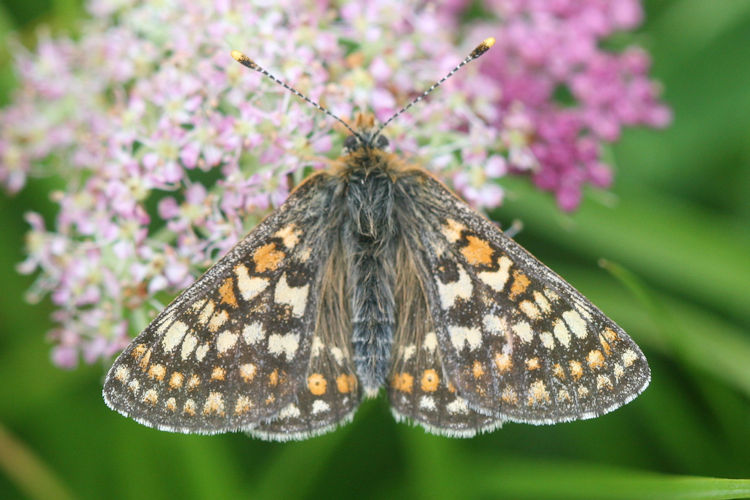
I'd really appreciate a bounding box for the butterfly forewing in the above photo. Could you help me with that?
[404,173,650,424]
[103,174,350,434]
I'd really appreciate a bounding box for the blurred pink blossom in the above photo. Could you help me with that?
[0,0,668,368]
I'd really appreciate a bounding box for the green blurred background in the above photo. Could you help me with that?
[1,1,749,499]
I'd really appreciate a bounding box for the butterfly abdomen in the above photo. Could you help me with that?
[341,151,401,396]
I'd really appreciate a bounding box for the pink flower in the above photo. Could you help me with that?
[0,0,668,368]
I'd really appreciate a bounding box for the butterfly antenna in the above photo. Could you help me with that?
[372,37,496,140]
[231,50,364,141]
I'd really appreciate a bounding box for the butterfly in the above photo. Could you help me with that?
[103,38,650,440]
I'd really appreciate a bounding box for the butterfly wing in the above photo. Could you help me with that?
[387,211,503,437]
[248,234,362,440]
[395,171,650,425]
[103,173,360,435]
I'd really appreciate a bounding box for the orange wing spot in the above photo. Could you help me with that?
[165,398,177,412]
[461,235,494,266]
[253,242,285,273]
[138,348,152,370]
[509,270,531,300]
[391,372,414,393]
[219,277,238,308]
[552,363,566,380]
[265,395,276,405]
[501,385,519,405]
[336,374,356,393]
[307,373,327,395]
[268,368,279,387]
[599,337,612,356]
[494,352,513,373]
[603,327,619,344]
[447,383,456,394]
[169,372,184,389]
[211,366,226,381]
[131,343,148,360]
[187,374,200,390]
[525,357,540,371]
[183,399,196,415]
[147,363,166,381]
[569,360,583,380]
[472,360,485,379]
[527,380,551,406]
[203,392,225,416]
[587,350,605,370]
[442,219,466,243]
[420,369,440,392]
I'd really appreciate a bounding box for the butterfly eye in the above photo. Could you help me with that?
[375,135,389,150]
[344,135,359,152]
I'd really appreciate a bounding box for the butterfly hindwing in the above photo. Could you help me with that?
[402,172,650,424]
[249,234,362,440]
[103,173,358,435]
[387,216,502,437]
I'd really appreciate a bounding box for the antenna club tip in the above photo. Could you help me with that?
[470,37,496,59]
[231,50,258,69]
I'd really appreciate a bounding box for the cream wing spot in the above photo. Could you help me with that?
[207,310,229,332]
[311,400,330,415]
[239,363,257,382]
[235,396,252,415]
[195,343,209,362]
[512,321,533,343]
[274,223,301,249]
[278,403,301,419]
[198,300,215,326]
[235,263,269,301]
[419,396,437,411]
[478,256,512,292]
[203,392,225,416]
[161,321,188,353]
[622,349,637,367]
[143,388,158,405]
[519,300,542,320]
[446,398,469,415]
[483,314,506,335]
[527,380,550,405]
[242,322,265,345]
[274,273,309,317]
[448,326,482,351]
[540,332,555,350]
[268,333,301,361]
[552,319,571,348]
[563,310,588,339]
[436,265,472,309]
[165,397,177,412]
[533,291,551,314]
[216,330,239,355]
[114,366,129,383]
[181,333,198,360]
[423,332,438,352]
[183,399,196,415]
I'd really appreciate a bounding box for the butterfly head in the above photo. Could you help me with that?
[343,113,390,153]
